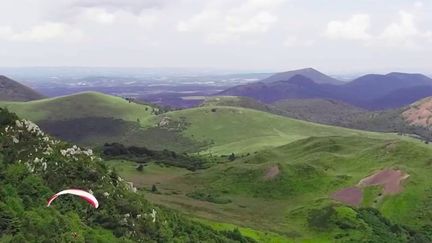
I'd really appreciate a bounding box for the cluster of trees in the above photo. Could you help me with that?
[102,143,214,170]
[307,205,432,242]
[0,108,254,242]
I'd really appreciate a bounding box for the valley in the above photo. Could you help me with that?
[3,69,432,242]
[3,1,432,241]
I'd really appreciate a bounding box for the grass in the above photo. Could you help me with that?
[0,92,205,152]
[361,186,382,207]
[193,218,294,243]
[1,92,412,155]
[0,91,155,125]
[108,135,432,241]
[157,106,403,155]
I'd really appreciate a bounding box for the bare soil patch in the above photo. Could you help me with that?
[263,165,280,180]
[402,98,432,127]
[331,187,363,206]
[357,169,409,195]
[331,169,409,206]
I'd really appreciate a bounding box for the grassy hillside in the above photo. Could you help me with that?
[156,106,398,154]
[110,136,432,242]
[0,92,206,152]
[0,91,154,124]
[2,92,404,155]
[272,98,366,126]
[0,75,44,101]
[0,108,253,242]
[205,96,432,143]
[201,96,278,113]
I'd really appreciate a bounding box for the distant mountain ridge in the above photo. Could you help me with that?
[218,69,432,110]
[0,75,44,101]
[260,68,343,85]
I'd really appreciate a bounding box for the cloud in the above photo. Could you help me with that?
[414,1,424,8]
[283,36,314,47]
[80,8,116,24]
[378,11,432,47]
[0,22,83,42]
[225,11,277,33]
[324,10,432,49]
[72,0,166,13]
[325,14,372,40]
[177,0,284,44]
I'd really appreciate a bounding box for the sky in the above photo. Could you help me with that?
[0,0,431,73]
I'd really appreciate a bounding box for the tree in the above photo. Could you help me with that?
[136,164,144,172]
[151,184,158,193]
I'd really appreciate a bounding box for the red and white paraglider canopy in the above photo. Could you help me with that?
[47,189,99,208]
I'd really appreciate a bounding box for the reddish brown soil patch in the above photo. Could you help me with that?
[357,169,409,195]
[331,169,409,206]
[263,165,280,180]
[331,187,363,206]
[402,97,432,127]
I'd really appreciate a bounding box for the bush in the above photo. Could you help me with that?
[186,191,232,204]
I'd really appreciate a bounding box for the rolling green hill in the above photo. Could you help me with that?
[0,108,252,242]
[201,96,278,114]
[1,92,407,155]
[0,92,206,152]
[3,92,432,242]
[110,135,432,242]
[155,106,400,155]
[272,98,366,125]
[0,91,154,123]
[204,96,432,143]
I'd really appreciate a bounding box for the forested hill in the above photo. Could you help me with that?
[0,108,253,242]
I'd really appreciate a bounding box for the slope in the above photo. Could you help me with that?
[260,67,343,85]
[0,92,205,152]
[272,98,366,126]
[0,108,252,242]
[0,91,154,123]
[0,75,44,101]
[207,95,432,143]
[112,135,432,242]
[155,105,398,155]
[218,71,432,110]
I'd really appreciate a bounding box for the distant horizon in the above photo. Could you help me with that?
[0,65,431,76]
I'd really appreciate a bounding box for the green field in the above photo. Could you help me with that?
[108,136,432,241]
[156,106,402,155]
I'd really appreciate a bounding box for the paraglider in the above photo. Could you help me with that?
[47,189,99,208]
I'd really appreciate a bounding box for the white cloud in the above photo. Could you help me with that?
[0,22,84,42]
[226,11,277,33]
[324,10,432,49]
[378,11,432,47]
[177,0,284,44]
[72,0,166,13]
[325,14,372,40]
[283,36,314,47]
[80,8,116,24]
[414,1,424,8]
